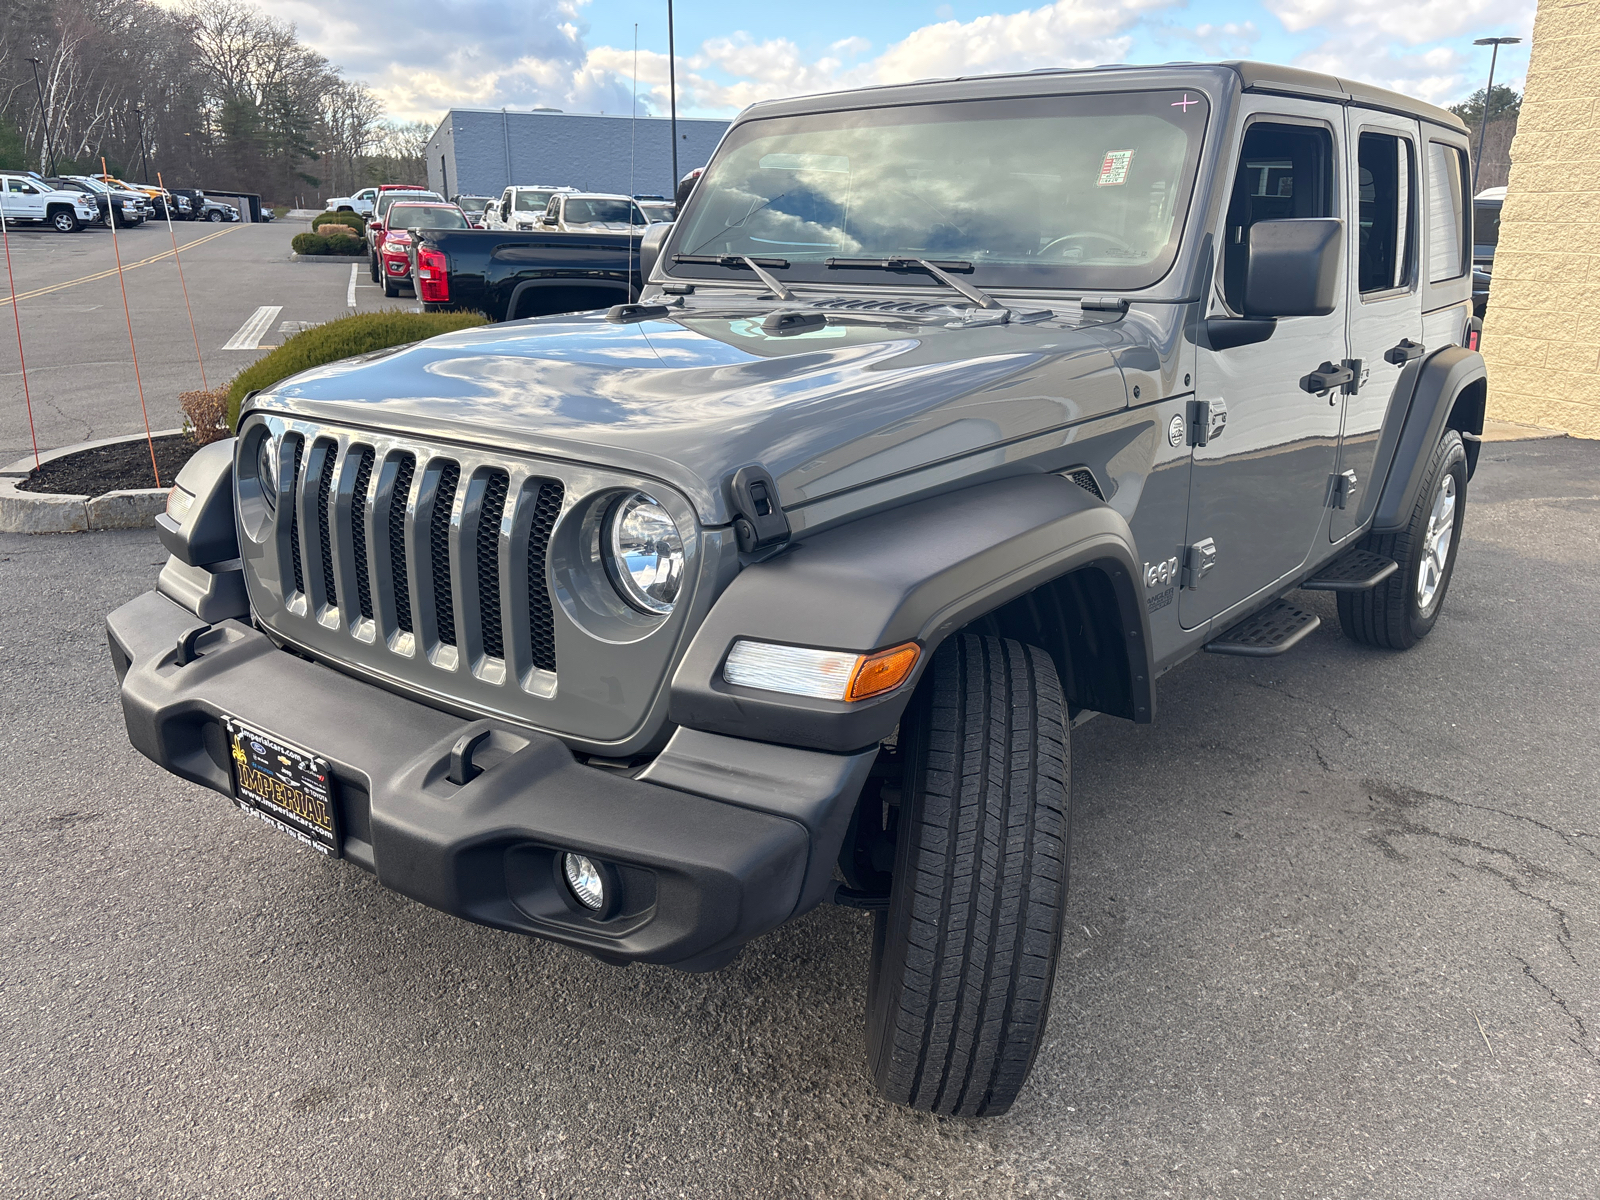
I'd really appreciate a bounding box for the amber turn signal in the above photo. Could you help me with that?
[846,642,921,702]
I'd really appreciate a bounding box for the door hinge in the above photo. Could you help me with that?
[1187,398,1228,446]
[1328,469,1359,510]
[1183,538,1217,589]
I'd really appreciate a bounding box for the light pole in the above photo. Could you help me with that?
[24,57,56,175]
[135,106,150,183]
[667,0,679,191]
[1471,36,1521,193]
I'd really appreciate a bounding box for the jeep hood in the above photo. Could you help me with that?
[252,309,1132,525]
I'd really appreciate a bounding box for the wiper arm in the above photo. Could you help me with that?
[825,257,1003,311]
[672,253,795,301]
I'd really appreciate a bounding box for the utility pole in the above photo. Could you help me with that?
[24,58,56,175]
[1471,36,1521,194]
[135,107,151,183]
[668,0,679,191]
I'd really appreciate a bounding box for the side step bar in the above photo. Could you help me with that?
[1299,548,1398,592]
[1205,600,1320,657]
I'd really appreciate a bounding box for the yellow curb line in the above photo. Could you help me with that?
[0,225,240,309]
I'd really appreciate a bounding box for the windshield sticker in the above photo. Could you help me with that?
[1097,150,1135,187]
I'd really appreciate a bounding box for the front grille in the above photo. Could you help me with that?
[349,447,375,621]
[476,470,510,660]
[287,438,305,596]
[430,463,461,647]
[527,480,563,672]
[388,454,416,634]
[315,440,337,606]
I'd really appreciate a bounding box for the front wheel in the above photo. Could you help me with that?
[208,210,224,222]
[865,633,1070,1118]
[51,210,80,233]
[1339,429,1468,649]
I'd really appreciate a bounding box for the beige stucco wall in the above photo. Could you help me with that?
[1480,0,1600,439]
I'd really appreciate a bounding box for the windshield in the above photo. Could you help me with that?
[564,198,643,225]
[670,89,1209,291]
[376,191,441,220]
[1473,200,1500,249]
[514,190,556,212]
[388,205,469,229]
[70,178,110,194]
[639,201,675,222]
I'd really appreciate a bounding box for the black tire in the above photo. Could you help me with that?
[866,633,1070,1118]
[208,209,224,222]
[51,209,80,233]
[1339,429,1467,650]
[383,276,400,298]
[369,252,380,283]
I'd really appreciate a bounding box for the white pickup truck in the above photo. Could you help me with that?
[0,173,100,232]
[324,187,378,217]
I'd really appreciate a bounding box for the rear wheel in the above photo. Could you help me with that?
[865,633,1070,1118]
[1339,429,1468,649]
[51,209,80,233]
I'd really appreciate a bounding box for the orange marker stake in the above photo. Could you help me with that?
[104,157,161,488]
[158,172,207,390]
[0,195,41,469]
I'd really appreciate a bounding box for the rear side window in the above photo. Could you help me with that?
[1473,200,1501,250]
[1357,131,1415,293]
[1426,142,1468,282]
[1223,121,1336,312]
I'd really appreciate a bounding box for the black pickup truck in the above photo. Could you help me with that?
[408,229,645,321]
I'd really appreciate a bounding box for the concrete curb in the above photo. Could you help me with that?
[290,253,368,264]
[0,429,184,534]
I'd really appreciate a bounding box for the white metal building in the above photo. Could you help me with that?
[424,108,731,201]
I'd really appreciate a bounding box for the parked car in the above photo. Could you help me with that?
[365,189,443,280]
[377,202,471,297]
[539,193,648,233]
[637,199,675,224]
[407,226,644,319]
[199,197,240,223]
[50,176,152,227]
[325,187,379,217]
[93,174,188,220]
[1473,186,1503,268]
[0,174,99,231]
[484,185,577,231]
[113,61,1487,1120]
[451,195,495,227]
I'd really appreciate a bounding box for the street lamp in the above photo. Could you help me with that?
[667,0,679,190]
[1471,36,1521,193]
[24,57,56,176]
[134,106,150,183]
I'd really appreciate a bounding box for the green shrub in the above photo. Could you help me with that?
[291,230,365,256]
[226,311,488,429]
[312,210,365,236]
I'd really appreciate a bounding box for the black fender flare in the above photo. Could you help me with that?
[668,473,1155,753]
[1370,344,1486,533]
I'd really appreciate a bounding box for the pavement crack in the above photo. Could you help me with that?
[1454,855,1582,969]
[1365,783,1568,881]
[1511,954,1596,1062]
[1365,779,1598,866]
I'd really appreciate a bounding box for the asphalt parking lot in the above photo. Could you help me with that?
[0,219,413,468]
[1,430,1595,1198]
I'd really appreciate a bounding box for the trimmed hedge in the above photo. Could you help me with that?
[226,311,488,429]
[312,210,366,236]
[291,230,365,257]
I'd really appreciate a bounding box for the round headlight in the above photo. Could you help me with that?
[604,492,684,614]
[256,433,280,517]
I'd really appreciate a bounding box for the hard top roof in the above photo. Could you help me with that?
[744,60,1466,135]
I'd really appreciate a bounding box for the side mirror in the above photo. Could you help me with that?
[1243,218,1343,318]
[638,222,672,280]
[541,213,557,225]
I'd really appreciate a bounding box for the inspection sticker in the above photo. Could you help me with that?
[1097,149,1135,187]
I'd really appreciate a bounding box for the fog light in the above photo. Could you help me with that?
[563,853,606,910]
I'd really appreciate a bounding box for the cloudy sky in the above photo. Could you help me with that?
[253,0,1537,126]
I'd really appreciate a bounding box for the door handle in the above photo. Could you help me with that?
[1299,361,1355,396]
[1383,338,1425,365]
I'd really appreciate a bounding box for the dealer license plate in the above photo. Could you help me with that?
[224,717,340,856]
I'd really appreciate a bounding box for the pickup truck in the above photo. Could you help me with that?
[0,173,99,231]
[111,60,1486,1118]
[407,228,643,320]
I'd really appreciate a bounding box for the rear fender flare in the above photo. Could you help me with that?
[668,473,1154,753]
[1371,345,1487,533]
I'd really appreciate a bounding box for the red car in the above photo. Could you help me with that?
[377,203,471,297]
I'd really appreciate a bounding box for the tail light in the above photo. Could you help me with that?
[416,247,450,303]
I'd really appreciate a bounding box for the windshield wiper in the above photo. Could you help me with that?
[825,258,1003,311]
[672,254,795,301]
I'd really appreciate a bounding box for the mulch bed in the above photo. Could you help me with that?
[17,434,201,497]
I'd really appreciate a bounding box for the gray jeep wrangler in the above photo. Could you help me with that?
[109,62,1486,1117]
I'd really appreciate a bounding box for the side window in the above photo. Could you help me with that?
[1426,141,1468,282]
[1223,121,1336,312]
[1357,131,1415,294]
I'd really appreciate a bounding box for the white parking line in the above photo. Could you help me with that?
[347,264,357,310]
[222,306,283,350]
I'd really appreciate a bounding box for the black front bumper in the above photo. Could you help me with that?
[108,589,871,970]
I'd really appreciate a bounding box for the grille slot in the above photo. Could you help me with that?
[287,438,305,597]
[475,470,510,660]
[430,462,461,647]
[388,454,416,634]
[350,447,375,621]
[1064,467,1104,500]
[314,441,337,606]
[527,480,564,672]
